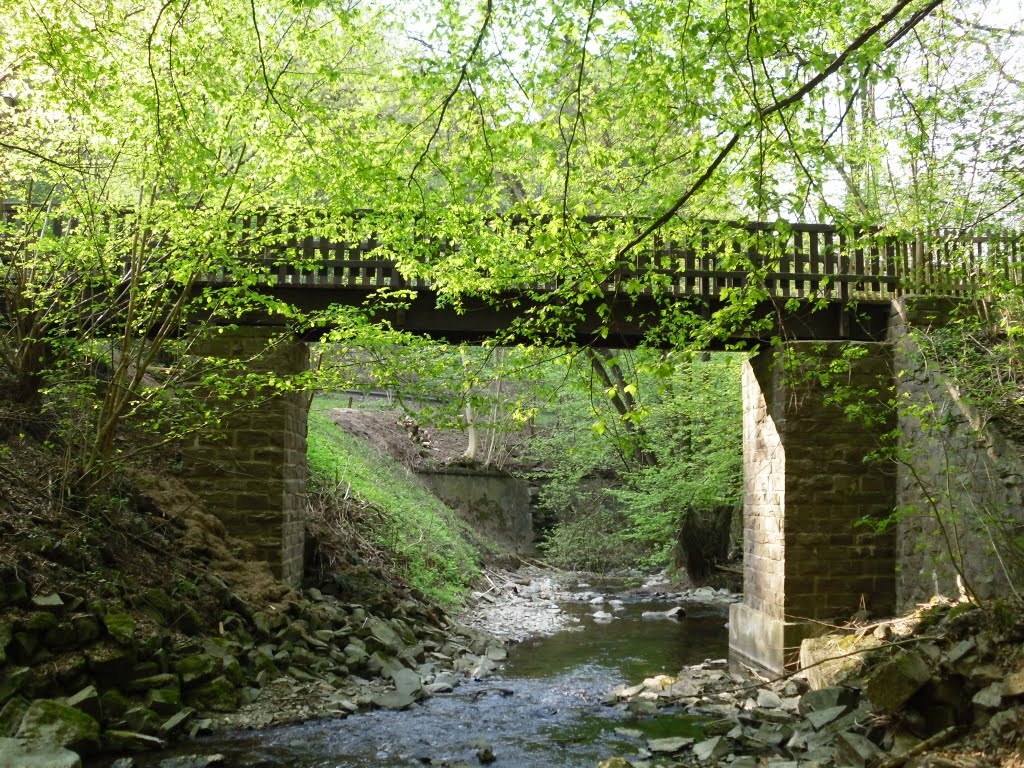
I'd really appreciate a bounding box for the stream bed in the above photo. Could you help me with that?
[132,594,729,768]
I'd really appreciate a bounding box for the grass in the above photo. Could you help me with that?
[306,400,480,606]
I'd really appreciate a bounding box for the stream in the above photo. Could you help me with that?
[130,592,729,768]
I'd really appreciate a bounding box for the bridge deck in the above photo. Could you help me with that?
[195,221,1022,305]
[3,206,1021,343]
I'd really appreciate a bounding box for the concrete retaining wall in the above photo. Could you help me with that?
[417,468,534,554]
[892,299,1024,608]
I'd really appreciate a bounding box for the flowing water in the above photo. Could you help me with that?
[131,595,729,768]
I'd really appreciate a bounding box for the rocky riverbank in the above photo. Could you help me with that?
[596,597,1024,768]
[456,566,740,641]
[0,567,512,768]
[0,465,520,768]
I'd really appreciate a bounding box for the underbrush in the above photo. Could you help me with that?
[306,403,480,606]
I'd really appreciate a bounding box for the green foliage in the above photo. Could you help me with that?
[613,355,744,570]
[528,349,743,575]
[307,400,479,605]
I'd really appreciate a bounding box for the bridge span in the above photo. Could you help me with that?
[4,206,1017,672]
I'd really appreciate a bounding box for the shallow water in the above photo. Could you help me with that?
[129,596,729,767]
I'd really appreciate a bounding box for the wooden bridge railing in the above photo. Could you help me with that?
[2,204,1021,304]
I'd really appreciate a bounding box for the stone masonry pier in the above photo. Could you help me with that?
[729,341,897,673]
[182,327,309,586]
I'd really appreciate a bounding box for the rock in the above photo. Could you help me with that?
[124,673,179,694]
[805,705,847,730]
[119,707,161,735]
[0,698,28,738]
[799,635,879,690]
[469,738,496,764]
[175,654,221,687]
[648,736,694,753]
[146,687,183,716]
[972,682,1003,710]
[834,731,881,768]
[0,623,11,666]
[596,760,632,768]
[470,658,498,680]
[484,645,507,662]
[102,612,137,646]
[0,669,29,707]
[63,687,101,722]
[15,699,100,754]
[614,728,643,739]
[0,736,81,768]
[1003,669,1024,697]
[183,677,239,713]
[86,647,137,685]
[389,668,424,701]
[641,606,685,620]
[100,689,130,720]
[30,594,64,612]
[367,651,404,677]
[757,689,783,708]
[159,709,194,736]
[863,652,931,714]
[626,700,658,716]
[103,730,166,752]
[798,687,856,715]
[988,707,1022,736]
[136,588,179,626]
[157,754,227,768]
[945,638,976,664]
[366,617,404,652]
[370,690,416,710]
[692,736,729,761]
[592,611,614,621]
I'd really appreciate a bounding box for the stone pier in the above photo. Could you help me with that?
[182,326,309,586]
[729,342,897,673]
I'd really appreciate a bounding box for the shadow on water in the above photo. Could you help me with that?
[125,598,729,768]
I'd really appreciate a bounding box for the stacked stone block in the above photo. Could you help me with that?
[182,327,309,586]
[730,342,897,673]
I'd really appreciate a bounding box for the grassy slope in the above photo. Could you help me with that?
[307,400,480,605]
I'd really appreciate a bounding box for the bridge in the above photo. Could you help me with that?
[3,205,1020,673]
[193,218,1019,346]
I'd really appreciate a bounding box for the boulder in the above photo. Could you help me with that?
[799,635,880,691]
[692,736,729,761]
[124,674,178,695]
[183,677,239,713]
[15,699,100,754]
[30,594,64,613]
[146,687,183,716]
[835,731,881,768]
[100,689,130,721]
[648,736,694,753]
[863,652,931,714]
[798,687,857,715]
[63,687,101,722]
[0,698,28,737]
[102,612,137,646]
[0,669,29,707]
[366,617,404,653]
[174,654,221,687]
[0,736,81,768]
[118,707,161,735]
